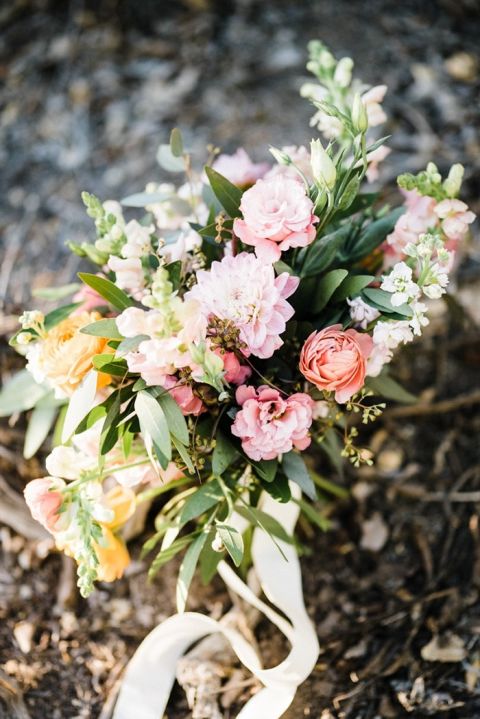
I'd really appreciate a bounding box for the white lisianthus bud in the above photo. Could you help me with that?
[352,93,369,133]
[269,146,291,166]
[310,139,336,190]
[16,331,33,345]
[334,57,353,88]
[443,163,464,198]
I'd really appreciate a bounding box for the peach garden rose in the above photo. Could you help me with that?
[299,325,373,403]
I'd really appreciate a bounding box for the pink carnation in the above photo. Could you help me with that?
[231,385,314,461]
[212,148,269,188]
[434,199,475,241]
[233,177,318,263]
[186,252,299,359]
[24,478,64,532]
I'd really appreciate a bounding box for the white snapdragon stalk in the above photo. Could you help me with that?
[122,220,154,259]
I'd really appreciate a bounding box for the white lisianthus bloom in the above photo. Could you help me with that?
[347,297,380,329]
[381,262,420,306]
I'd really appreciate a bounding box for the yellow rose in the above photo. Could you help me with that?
[103,485,136,531]
[94,528,130,582]
[35,312,111,396]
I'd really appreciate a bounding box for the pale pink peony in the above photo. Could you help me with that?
[214,348,252,385]
[231,385,314,461]
[233,177,318,263]
[186,252,299,359]
[299,325,373,403]
[24,478,65,532]
[212,148,269,187]
[434,199,475,240]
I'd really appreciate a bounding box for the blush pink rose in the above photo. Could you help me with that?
[214,348,252,385]
[162,376,204,416]
[24,478,64,532]
[233,176,318,263]
[212,148,269,188]
[299,325,373,403]
[231,385,314,461]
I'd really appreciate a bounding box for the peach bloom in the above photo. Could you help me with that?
[233,177,318,263]
[102,486,136,530]
[231,385,314,461]
[24,477,65,532]
[214,348,252,385]
[27,312,111,397]
[299,325,373,403]
[94,528,130,582]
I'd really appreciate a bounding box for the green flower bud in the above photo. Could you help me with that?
[310,139,336,190]
[351,93,368,133]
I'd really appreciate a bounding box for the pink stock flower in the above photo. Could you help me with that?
[212,148,269,187]
[231,385,314,461]
[233,177,318,263]
[24,478,65,532]
[299,325,373,403]
[73,282,107,313]
[186,252,299,359]
[434,199,475,240]
[214,348,252,385]
[384,190,437,265]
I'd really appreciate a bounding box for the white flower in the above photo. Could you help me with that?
[107,256,144,297]
[333,57,353,87]
[310,139,336,189]
[372,320,413,350]
[409,301,429,336]
[122,220,154,259]
[347,297,380,329]
[366,343,392,377]
[45,445,95,480]
[381,262,420,306]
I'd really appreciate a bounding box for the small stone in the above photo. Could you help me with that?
[13,621,35,653]
[360,513,389,552]
[445,52,478,83]
[421,633,466,663]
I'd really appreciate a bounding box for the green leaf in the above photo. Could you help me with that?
[80,318,124,339]
[23,401,57,458]
[212,432,239,476]
[170,127,184,157]
[0,370,51,417]
[300,225,351,278]
[274,260,296,276]
[135,390,171,462]
[116,334,149,354]
[261,472,292,503]
[78,273,133,311]
[148,534,194,578]
[165,260,182,291]
[362,288,412,317]
[157,144,185,173]
[282,451,317,500]
[337,175,361,211]
[176,531,208,612]
[236,505,293,545]
[334,192,378,221]
[366,372,417,404]
[200,532,223,584]
[311,269,348,313]
[100,391,121,455]
[179,479,223,526]
[62,370,98,442]
[172,436,195,474]
[92,354,128,377]
[204,166,243,219]
[33,283,81,301]
[157,391,189,445]
[44,302,82,330]
[330,274,374,304]
[216,524,244,566]
[251,458,278,483]
[296,497,330,531]
[344,208,403,262]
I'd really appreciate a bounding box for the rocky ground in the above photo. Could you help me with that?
[1,0,480,717]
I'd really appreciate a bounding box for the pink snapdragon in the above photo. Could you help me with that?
[186,252,299,359]
[365,145,391,183]
[24,477,65,532]
[434,199,475,241]
[233,177,318,263]
[361,85,387,127]
[212,148,269,187]
[231,385,314,461]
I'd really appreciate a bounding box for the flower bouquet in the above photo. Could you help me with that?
[0,40,475,717]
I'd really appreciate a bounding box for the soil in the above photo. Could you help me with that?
[1,1,480,718]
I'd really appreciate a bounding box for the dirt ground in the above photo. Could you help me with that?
[1,1,480,717]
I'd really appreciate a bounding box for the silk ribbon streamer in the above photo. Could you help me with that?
[113,485,319,719]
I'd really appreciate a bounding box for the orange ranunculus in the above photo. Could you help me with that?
[33,311,111,396]
[94,528,130,582]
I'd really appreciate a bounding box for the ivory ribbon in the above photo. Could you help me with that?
[113,486,319,719]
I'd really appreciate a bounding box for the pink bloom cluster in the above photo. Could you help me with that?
[212,148,269,188]
[231,385,314,461]
[186,252,299,359]
[434,199,475,242]
[24,478,64,532]
[233,176,318,263]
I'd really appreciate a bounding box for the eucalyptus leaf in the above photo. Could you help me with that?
[300,225,351,278]
[170,127,184,157]
[330,274,374,304]
[157,391,189,445]
[179,479,223,525]
[0,370,51,417]
[366,372,417,404]
[157,144,185,173]
[33,283,81,301]
[44,302,82,330]
[216,524,244,566]
[311,269,348,313]
[212,432,239,476]
[176,532,208,612]
[282,451,317,500]
[78,273,133,311]
[204,166,243,218]
[80,318,124,339]
[23,403,57,458]
[62,370,98,442]
[135,390,171,463]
